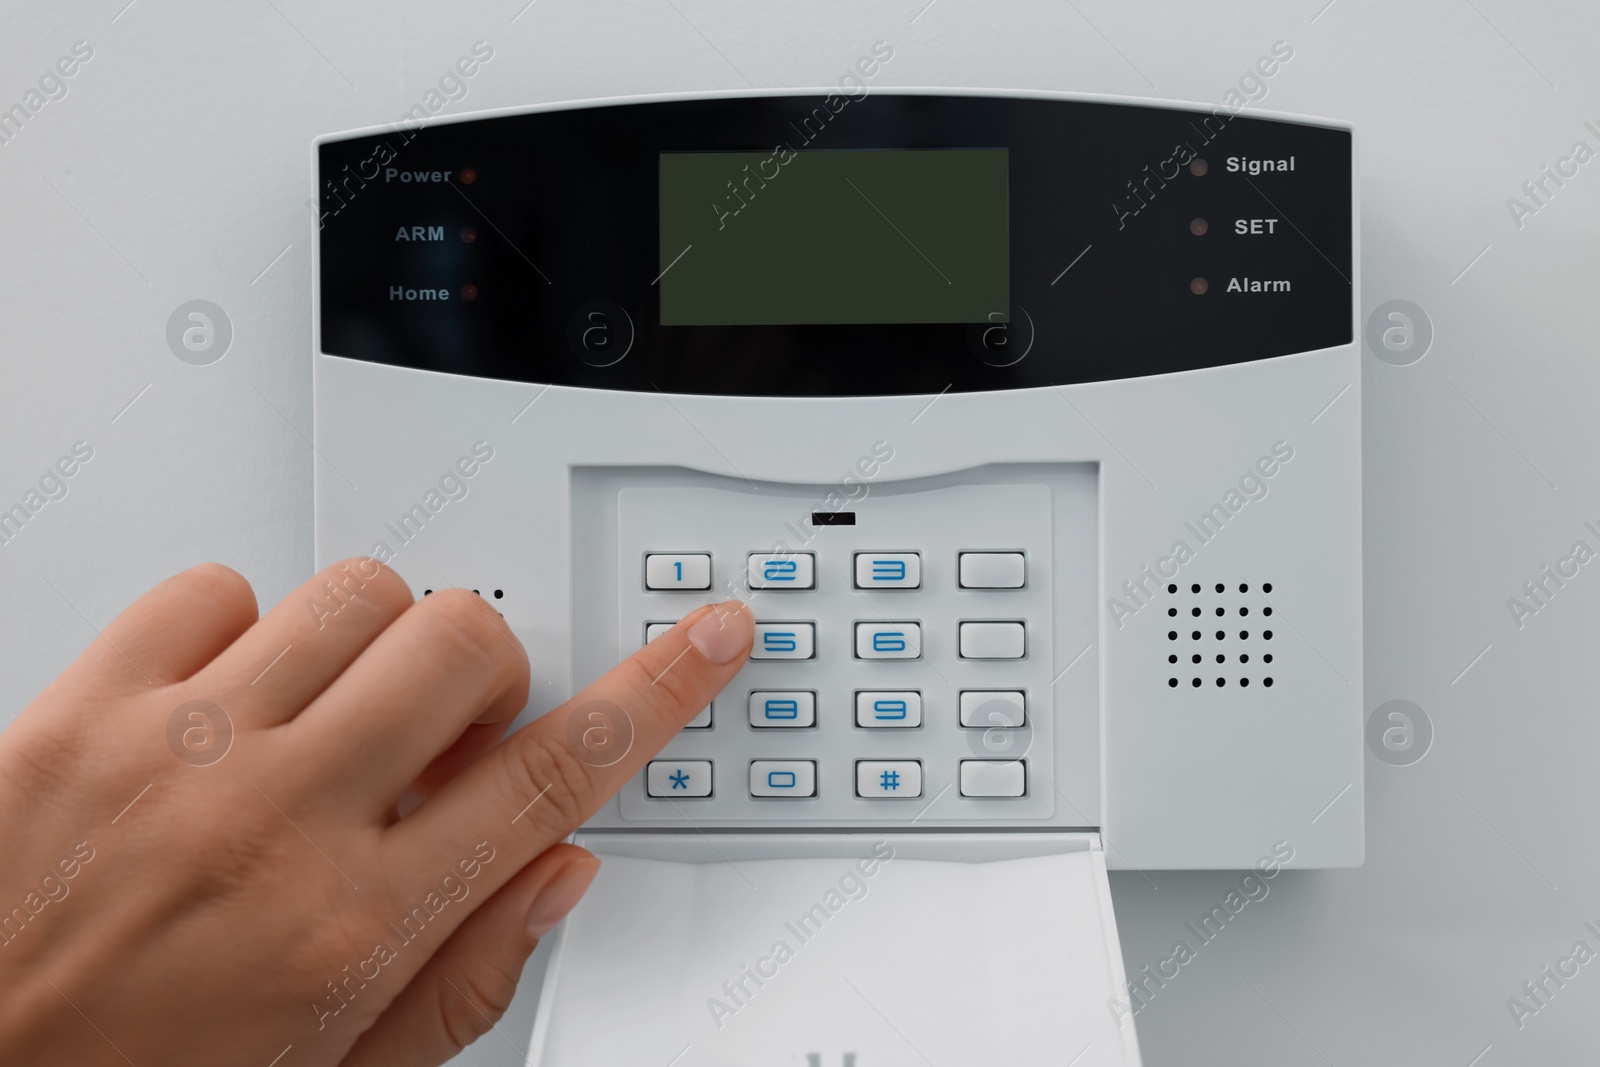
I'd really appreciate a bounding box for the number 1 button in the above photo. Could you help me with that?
[646,554,711,590]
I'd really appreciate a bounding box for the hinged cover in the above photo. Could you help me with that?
[528,831,1141,1066]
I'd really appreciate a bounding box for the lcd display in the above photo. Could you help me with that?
[658,148,1008,326]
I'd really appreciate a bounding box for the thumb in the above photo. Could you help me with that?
[338,843,601,1067]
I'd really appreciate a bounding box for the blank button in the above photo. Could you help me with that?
[645,554,711,590]
[960,760,1026,797]
[959,552,1026,589]
[959,691,1026,728]
[959,621,1026,659]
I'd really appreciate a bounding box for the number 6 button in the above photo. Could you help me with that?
[855,622,921,659]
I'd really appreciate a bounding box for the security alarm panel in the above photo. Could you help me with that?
[313,89,1360,1065]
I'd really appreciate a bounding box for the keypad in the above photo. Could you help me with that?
[616,480,1058,823]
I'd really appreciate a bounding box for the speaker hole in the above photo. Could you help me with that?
[1169,678,1179,687]
[1264,677,1274,686]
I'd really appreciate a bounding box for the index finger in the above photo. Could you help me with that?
[383,599,752,877]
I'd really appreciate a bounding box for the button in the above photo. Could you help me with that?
[646,554,711,590]
[959,691,1026,728]
[959,621,1026,659]
[854,552,921,589]
[856,760,923,798]
[855,621,921,659]
[685,705,711,729]
[643,622,674,646]
[749,691,816,727]
[960,759,1027,797]
[647,760,711,797]
[856,691,922,728]
[752,622,816,660]
[747,553,816,589]
[959,552,1026,589]
[750,760,817,797]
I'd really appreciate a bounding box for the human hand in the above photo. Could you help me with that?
[0,558,752,1066]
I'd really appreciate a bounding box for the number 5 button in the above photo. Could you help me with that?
[752,622,816,660]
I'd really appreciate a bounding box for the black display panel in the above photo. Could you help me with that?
[317,92,1353,396]
[658,148,1009,326]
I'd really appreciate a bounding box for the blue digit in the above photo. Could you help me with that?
[872,630,906,653]
[673,560,683,581]
[763,631,797,653]
[765,699,799,720]
[872,559,906,582]
[767,771,797,789]
[873,699,908,721]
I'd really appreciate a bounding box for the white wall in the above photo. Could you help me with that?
[3,1,1598,1063]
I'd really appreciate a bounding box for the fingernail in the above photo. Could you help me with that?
[526,855,601,939]
[686,600,752,665]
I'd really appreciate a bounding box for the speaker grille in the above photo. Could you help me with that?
[1163,581,1275,688]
